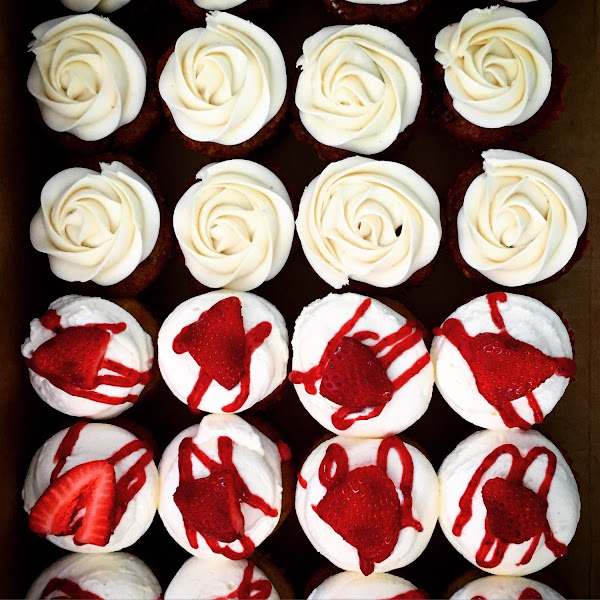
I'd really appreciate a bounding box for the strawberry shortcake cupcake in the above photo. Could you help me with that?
[449,575,565,600]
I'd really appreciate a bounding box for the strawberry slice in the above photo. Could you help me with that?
[320,337,394,409]
[29,461,117,547]
[173,297,245,390]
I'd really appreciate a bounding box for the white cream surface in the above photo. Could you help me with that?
[158,415,283,558]
[450,575,565,600]
[308,571,421,599]
[438,429,580,576]
[193,0,248,8]
[22,423,159,553]
[21,295,154,419]
[60,0,132,12]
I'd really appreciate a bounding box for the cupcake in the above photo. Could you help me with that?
[157,414,293,559]
[158,12,287,159]
[174,161,295,292]
[171,0,278,23]
[23,421,159,552]
[293,25,423,161]
[320,0,431,25]
[59,0,132,12]
[30,158,172,296]
[296,157,442,290]
[450,575,564,600]
[158,291,289,414]
[296,435,439,575]
[22,295,155,419]
[26,552,162,600]
[447,150,588,287]
[433,7,566,148]
[438,429,580,576]
[290,293,433,437]
[27,14,160,153]
[432,292,576,431]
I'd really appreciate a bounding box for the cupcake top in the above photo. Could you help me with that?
[456,150,587,287]
[158,415,285,559]
[309,572,427,599]
[438,429,580,576]
[290,293,433,437]
[158,12,286,145]
[296,435,439,575]
[296,156,441,289]
[28,15,146,141]
[60,0,132,12]
[296,25,421,155]
[450,575,564,600]
[22,422,159,553]
[31,161,161,286]
[22,295,154,419]
[192,0,249,8]
[165,556,279,600]
[174,161,295,291]
[158,290,288,414]
[434,7,552,128]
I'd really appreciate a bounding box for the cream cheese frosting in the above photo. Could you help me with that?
[158,12,286,145]
[291,293,433,437]
[431,293,574,430]
[174,161,294,291]
[434,7,552,128]
[457,150,587,287]
[296,25,422,155]
[438,429,580,576]
[26,552,162,600]
[158,415,283,558]
[308,572,422,599]
[193,0,248,8]
[31,161,160,286]
[28,14,146,141]
[21,295,154,419]
[296,435,439,574]
[450,575,565,600]
[165,556,279,600]
[60,0,132,13]
[22,423,159,553]
[296,156,441,288]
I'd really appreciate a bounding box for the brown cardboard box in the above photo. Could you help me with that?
[1,0,598,597]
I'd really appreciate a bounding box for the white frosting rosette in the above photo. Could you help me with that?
[296,25,422,155]
[174,161,294,291]
[297,156,441,288]
[30,161,160,286]
[158,12,286,145]
[308,572,422,600]
[27,15,146,141]
[450,575,565,600]
[457,150,587,286]
[434,6,552,128]
[60,0,132,13]
[193,0,249,8]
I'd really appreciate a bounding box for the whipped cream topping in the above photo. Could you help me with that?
[26,552,162,600]
[296,25,421,155]
[457,150,587,286]
[450,575,564,600]
[60,0,132,13]
[22,423,159,553]
[291,293,433,437]
[438,429,580,576]
[165,556,279,600]
[434,7,552,128]
[309,572,421,599]
[158,415,283,558]
[28,15,146,141]
[431,293,574,430]
[297,435,439,573]
[21,295,154,419]
[297,157,441,289]
[174,161,294,291]
[31,161,160,286]
[159,12,286,145]
[193,0,248,8]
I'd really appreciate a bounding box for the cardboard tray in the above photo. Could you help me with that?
[1,0,598,597]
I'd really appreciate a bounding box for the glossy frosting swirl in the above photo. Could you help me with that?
[158,12,286,145]
[60,0,132,13]
[457,150,587,286]
[174,160,294,291]
[296,25,422,154]
[27,15,146,141]
[434,6,552,128]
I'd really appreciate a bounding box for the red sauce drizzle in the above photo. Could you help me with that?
[41,578,103,600]
[214,562,272,600]
[434,292,575,429]
[387,590,429,600]
[276,440,292,462]
[298,473,307,489]
[519,589,543,600]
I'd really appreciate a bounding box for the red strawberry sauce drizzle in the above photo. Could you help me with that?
[470,590,542,600]
[174,435,278,559]
[387,591,429,600]
[25,309,153,406]
[40,578,103,600]
[213,562,272,600]
[453,443,567,569]
[289,298,430,430]
[434,292,576,429]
